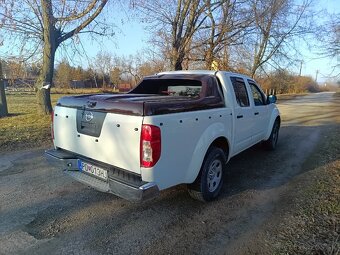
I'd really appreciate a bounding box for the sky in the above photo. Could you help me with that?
[297,0,339,83]
[1,0,339,83]
[74,0,339,83]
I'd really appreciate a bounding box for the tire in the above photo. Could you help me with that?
[187,146,226,202]
[264,119,280,150]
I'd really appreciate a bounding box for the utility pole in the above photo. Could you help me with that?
[299,60,303,76]
[0,59,9,117]
[315,69,319,82]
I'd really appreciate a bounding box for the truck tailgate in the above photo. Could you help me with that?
[53,106,143,174]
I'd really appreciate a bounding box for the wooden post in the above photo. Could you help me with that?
[0,60,8,117]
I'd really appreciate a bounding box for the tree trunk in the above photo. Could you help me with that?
[205,49,214,70]
[174,59,183,70]
[170,45,185,71]
[36,0,56,115]
[0,60,8,118]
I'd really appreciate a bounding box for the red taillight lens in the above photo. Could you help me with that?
[51,110,54,140]
[140,124,161,168]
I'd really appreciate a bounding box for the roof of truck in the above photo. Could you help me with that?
[156,70,253,80]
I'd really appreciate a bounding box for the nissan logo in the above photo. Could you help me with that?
[84,112,94,122]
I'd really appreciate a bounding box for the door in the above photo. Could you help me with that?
[248,80,270,142]
[230,76,253,154]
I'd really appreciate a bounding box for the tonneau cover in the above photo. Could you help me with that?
[56,74,224,116]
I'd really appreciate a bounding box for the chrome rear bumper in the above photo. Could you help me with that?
[45,149,159,202]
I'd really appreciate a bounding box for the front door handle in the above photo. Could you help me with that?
[237,115,243,119]
[254,112,259,115]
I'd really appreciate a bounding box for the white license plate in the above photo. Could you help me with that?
[78,160,108,181]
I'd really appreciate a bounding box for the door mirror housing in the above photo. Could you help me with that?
[267,95,277,104]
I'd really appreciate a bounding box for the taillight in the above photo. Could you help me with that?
[51,110,54,140]
[140,124,161,168]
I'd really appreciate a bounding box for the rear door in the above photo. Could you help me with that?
[230,76,254,154]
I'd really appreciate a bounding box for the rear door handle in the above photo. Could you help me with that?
[237,115,243,119]
[254,112,259,115]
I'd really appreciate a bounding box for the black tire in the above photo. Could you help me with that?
[264,119,280,150]
[187,146,226,202]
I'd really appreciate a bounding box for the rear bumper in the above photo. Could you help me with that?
[45,149,159,202]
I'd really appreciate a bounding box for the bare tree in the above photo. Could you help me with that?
[193,0,253,69]
[0,60,8,117]
[4,58,28,85]
[110,67,121,88]
[244,0,314,77]
[54,59,73,88]
[322,14,340,59]
[0,0,111,114]
[94,51,113,88]
[111,52,166,86]
[133,0,213,70]
[320,14,340,77]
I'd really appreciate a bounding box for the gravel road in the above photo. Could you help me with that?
[0,92,338,255]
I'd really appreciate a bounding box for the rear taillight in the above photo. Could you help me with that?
[140,124,161,168]
[51,110,54,140]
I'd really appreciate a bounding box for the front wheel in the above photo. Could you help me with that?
[264,119,280,150]
[187,147,226,202]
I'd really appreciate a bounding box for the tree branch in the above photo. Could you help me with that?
[55,0,99,22]
[59,0,108,44]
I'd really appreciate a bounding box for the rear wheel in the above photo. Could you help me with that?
[188,146,226,202]
[264,119,280,150]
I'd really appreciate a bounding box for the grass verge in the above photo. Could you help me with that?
[0,89,119,152]
[0,93,65,152]
[276,93,309,101]
[268,125,339,254]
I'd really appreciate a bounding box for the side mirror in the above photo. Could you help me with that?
[267,95,277,104]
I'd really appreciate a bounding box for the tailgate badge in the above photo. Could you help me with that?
[85,112,94,122]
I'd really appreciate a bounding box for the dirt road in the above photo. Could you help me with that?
[0,92,338,255]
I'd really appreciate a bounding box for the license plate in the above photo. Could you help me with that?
[78,160,108,181]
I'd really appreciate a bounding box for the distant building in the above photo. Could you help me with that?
[70,80,85,88]
[5,78,36,91]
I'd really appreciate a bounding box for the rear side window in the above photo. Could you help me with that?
[230,77,250,107]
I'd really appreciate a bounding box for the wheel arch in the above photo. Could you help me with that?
[264,110,281,140]
[210,136,230,162]
[185,131,230,184]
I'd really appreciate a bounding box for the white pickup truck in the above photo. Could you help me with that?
[46,70,280,202]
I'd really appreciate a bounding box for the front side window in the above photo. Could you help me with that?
[230,77,250,107]
[248,81,265,106]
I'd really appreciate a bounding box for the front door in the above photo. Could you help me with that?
[248,81,270,143]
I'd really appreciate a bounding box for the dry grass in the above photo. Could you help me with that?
[0,92,71,152]
[51,87,119,94]
[269,126,340,255]
[266,92,340,255]
[276,93,309,101]
[0,89,121,152]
